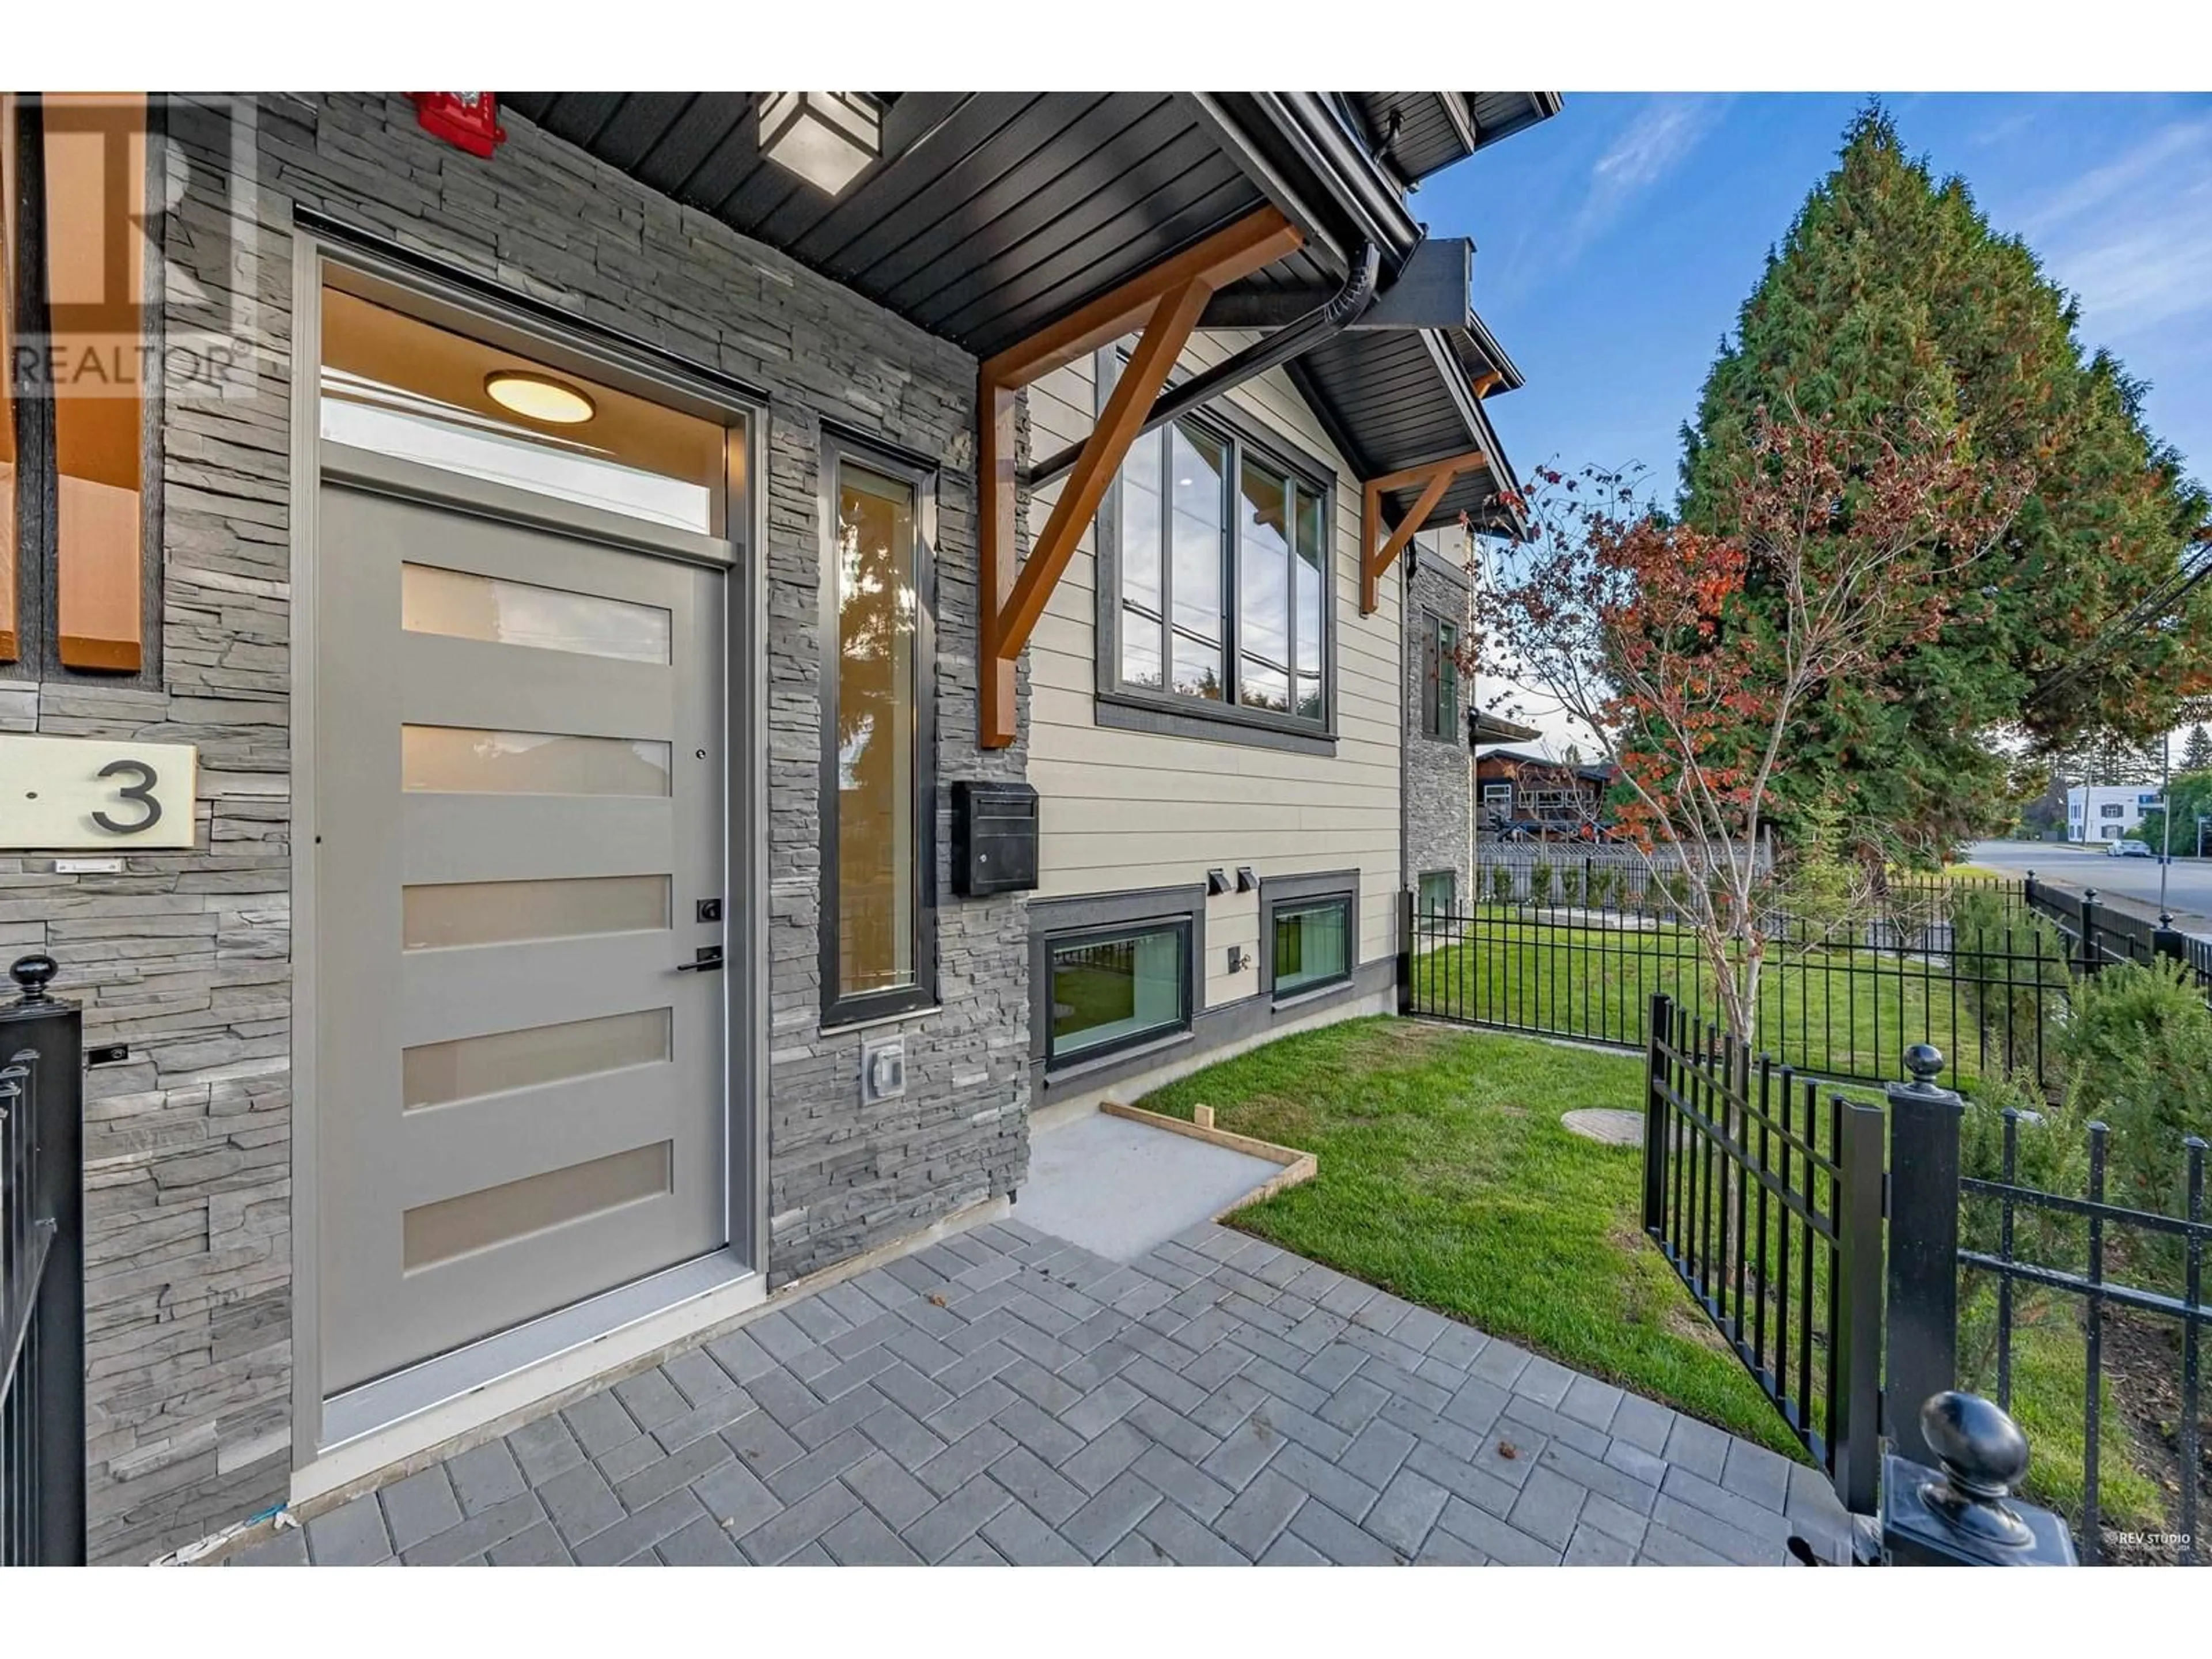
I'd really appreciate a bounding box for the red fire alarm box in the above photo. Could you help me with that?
[409,93,506,159]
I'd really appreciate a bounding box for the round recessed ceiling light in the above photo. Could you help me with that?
[484,370,596,425]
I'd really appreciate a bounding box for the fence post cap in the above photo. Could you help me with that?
[8,952,58,1003]
[1903,1043,1945,1085]
[1921,1391,2029,1501]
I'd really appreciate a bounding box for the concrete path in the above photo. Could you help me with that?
[1016,1112,1282,1262]
[229,1220,1857,1567]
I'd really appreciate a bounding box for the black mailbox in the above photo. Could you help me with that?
[952,781,1039,896]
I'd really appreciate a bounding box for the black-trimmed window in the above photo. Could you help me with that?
[1259,870,1358,1003]
[1273,900,1350,997]
[1420,611,1460,742]
[3,93,165,685]
[1418,870,1456,921]
[1045,920,1193,1068]
[1097,350,1334,748]
[819,432,937,1025]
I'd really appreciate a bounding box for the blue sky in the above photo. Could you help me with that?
[1431,92,2212,757]
[1430,91,2212,503]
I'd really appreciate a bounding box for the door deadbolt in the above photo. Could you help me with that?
[696,897,723,923]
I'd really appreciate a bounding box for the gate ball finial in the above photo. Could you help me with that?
[8,953,59,1003]
[1918,1391,2034,1548]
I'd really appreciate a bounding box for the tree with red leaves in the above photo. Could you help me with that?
[1476,403,2028,1047]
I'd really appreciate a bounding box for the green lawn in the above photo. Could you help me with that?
[1134,1014,2162,1527]
[1137,1015,1808,1460]
[1410,908,2016,1092]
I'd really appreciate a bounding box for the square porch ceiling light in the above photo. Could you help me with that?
[757,93,882,197]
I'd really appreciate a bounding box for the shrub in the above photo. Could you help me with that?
[1948,888,2070,1089]
[1529,863,1554,907]
[1559,866,1584,907]
[2056,960,2212,1236]
[1588,865,1618,909]
[1956,1068,2090,1380]
[1489,864,1516,907]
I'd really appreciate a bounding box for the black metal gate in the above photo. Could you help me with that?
[1640,992,1887,1514]
[1,955,85,1567]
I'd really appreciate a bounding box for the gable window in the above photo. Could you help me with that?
[1097,351,1334,752]
[1420,612,1460,741]
[820,434,937,1025]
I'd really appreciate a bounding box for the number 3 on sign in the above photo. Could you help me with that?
[0,736,198,850]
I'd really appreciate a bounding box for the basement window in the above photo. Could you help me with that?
[1259,871,1359,1003]
[1046,921,1192,1068]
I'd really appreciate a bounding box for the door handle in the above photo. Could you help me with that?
[676,946,724,974]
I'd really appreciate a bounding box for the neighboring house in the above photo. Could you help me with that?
[1477,747,1615,835]
[0,88,1556,1560]
[2067,783,2163,842]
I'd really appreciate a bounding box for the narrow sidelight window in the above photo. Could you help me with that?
[1,94,18,663]
[821,437,936,1023]
[1421,612,1460,741]
[46,93,150,672]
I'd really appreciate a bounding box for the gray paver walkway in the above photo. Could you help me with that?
[232,1218,1856,1567]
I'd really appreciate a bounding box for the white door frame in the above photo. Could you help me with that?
[285,227,772,1468]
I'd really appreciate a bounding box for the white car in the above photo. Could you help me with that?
[2107,839,2154,858]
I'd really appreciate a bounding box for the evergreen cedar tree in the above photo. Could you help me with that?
[2186,725,2212,775]
[1677,107,2212,847]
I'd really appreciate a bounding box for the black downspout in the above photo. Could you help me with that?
[1022,240,1383,491]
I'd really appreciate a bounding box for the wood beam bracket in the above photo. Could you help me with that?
[975,206,1304,748]
[1359,448,1487,615]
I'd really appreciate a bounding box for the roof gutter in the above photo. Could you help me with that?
[1243,93,1530,535]
[1022,240,1382,490]
[1248,92,1423,267]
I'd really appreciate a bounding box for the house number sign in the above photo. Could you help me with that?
[0,735,199,850]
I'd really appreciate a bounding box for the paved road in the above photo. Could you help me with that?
[222,1218,1851,1567]
[1966,839,2212,938]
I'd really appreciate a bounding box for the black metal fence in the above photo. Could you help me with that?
[1641,993,1886,1512]
[2026,873,2212,999]
[1407,871,2212,1096]
[1408,872,2042,1091]
[1956,1117,2207,1565]
[1645,993,2210,1563]
[1,956,85,1567]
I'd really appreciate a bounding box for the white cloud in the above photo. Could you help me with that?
[1565,96,1728,257]
[2017,116,2212,343]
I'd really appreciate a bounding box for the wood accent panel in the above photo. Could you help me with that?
[1359,448,1486,615]
[46,92,146,673]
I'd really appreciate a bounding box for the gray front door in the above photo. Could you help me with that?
[316,480,728,1395]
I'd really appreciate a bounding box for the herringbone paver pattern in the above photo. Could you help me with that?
[233,1220,1855,1566]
